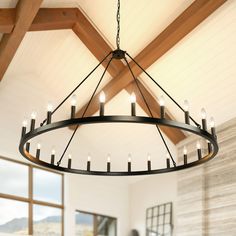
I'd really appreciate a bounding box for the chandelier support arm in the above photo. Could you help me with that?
[124,57,176,167]
[125,52,201,128]
[57,56,113,166]
[40,51,112,126]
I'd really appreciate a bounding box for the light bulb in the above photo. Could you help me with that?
[166,152,170,159]
[147,153,151,161]
[68,154,72,159]
[71,94,77,106]
[201,108,207,119]
[130,93,136,103]
[159,95,165,106]
[128,153,132,162]
[183,100,189,112]
[47,102,53,112]
[87,154,91,162]
[22,120,28,127]
[37,143,41,149]
[99,91,106,103]
[183,146,187,155]
[210,117,215,128]
[31,112,36,119]
[51,149,56,155]
[107,154,111,162]
[196,141,201,149]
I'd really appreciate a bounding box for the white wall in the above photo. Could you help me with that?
[130,173,178,236]
[64,174,130,236]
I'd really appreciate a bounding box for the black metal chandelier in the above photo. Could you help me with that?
[19,0,218,176]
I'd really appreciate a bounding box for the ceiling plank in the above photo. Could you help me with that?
[0,0,43,80]
[73,0,226,144]
[0,8,79,33]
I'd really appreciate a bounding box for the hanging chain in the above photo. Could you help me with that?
[116,0,121,49]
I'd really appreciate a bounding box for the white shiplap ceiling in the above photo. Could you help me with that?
[0,0,235,182]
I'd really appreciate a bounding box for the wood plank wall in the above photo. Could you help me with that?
[176,118,236,236]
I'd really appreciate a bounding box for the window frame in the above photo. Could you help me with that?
[0,156,64,235]
[75,210,117,236]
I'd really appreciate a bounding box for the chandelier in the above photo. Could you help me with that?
[19,0,218,176]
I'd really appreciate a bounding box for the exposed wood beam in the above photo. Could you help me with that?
[0,0,43,80]
[0,8,79,33]
[74,0,226,144]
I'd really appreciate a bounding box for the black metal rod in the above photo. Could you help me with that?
[125,52,200,127]
[211,127,216,137]
[40,52,112,126]
[26,142,30,152]
[208,142,212,153]
[124,57,176,167]
[57,56,113,166]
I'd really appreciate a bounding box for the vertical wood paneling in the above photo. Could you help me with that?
[176,118,236,235]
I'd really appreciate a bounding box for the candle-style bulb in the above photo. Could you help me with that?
[31,112,36,119]
[37,143,41,150]
[130,93,136,103]
[71,94,77,106]
[47,102,53,112]
[183,100,189,112]
[201,108,207,119]
[99,91,106,103]
[210,117,215,128]
[107,154,111,163]
[196,141,201,150]
[22,120,28,127]
[128,153,132,162]
[159,95,165,106]
[183,146,187,155]
[147,153,151,161]
[68,154,72,160]
[51,149,56,155]
[87,154,91,162]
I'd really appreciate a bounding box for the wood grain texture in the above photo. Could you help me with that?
[176,118,236,235]
[0,0,43,80]
[0,8,79,33]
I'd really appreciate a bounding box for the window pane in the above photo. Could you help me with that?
[0,159,28,197]
[96,215,116,236]
[0,198,28,234]
[33,205,62,236]
[33,168,62,204]
[75,212,93,236]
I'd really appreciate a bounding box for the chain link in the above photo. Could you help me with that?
[116,0,121,49]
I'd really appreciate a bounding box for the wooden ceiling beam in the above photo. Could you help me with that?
[73,0,227,144]
[0,8,79,33]
[0,0,43,80]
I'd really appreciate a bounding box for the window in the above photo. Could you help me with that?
[146,202,173,236]
[0,157,64,235]
[75,211,117,236]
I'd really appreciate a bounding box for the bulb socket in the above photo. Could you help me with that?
[147,160,151,171]
[51,154,55,165]
[47,111,52,124]
[21,126,26,138]
[184,154,188,165]
[100,102,105,116]
[71,106,76,119]
[202,119,207,131]
[87,161,91,171]
[26,142,30,152]
[36,148,40,159]
[208,142,212,154]
[68,158,72,169]
[160,106,165,119]
[107,162,111,172]
[166,158,170,168]
[185,111,190,125]
[131,103,136,116]
[128,161,131,172]
[30,119,35,131]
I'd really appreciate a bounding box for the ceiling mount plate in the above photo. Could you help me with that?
[112,49,126,59]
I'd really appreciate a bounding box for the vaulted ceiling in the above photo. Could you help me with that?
[0,0,235,174]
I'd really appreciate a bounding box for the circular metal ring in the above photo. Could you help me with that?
[19,116,218,176]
